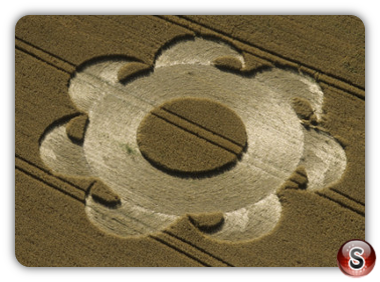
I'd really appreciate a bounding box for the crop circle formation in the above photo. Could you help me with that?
[39,37,347,241]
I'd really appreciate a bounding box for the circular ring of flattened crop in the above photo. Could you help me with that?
[39,37,347,242]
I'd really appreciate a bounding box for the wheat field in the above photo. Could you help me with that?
[15,16,365,267]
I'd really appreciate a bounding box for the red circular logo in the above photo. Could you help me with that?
[337,239,376,277]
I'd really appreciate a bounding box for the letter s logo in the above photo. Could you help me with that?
[349,247,365,270]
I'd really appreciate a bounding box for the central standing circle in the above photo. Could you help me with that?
[136,98,247,176]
